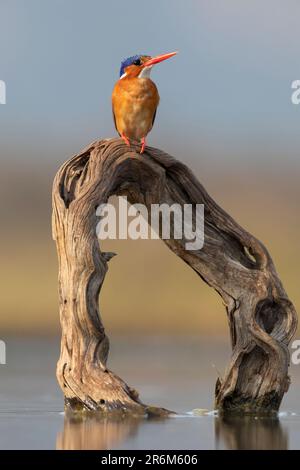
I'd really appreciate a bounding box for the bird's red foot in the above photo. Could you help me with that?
[140,137,146,154]
[121,133,130,147]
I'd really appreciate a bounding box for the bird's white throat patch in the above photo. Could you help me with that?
[138,66,153,78]
[119,65,153,80]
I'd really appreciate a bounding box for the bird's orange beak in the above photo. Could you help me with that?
[143,51,178,67]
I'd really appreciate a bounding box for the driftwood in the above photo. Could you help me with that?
[52,138,297,415]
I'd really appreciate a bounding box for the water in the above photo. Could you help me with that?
[0,336,299,450]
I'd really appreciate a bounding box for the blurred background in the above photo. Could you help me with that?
[1,0,299,337]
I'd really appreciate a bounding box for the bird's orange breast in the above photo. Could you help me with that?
[112,77,159,141]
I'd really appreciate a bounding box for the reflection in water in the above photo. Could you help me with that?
[215,415,288,450]
[57,413,143,450]
[56,411,290,450]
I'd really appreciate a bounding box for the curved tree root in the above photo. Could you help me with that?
[52,138,297,414]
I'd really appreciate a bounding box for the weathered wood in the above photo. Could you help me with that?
[52,138,297,414]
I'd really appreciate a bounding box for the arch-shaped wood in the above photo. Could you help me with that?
[52,138,297,415]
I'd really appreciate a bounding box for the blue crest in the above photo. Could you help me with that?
[119,55,141,77]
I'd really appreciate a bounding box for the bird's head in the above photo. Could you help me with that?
[119,51,177,79]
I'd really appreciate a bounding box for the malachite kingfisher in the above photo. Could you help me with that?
[112,51,177,154]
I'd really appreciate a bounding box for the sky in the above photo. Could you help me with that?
[1,0,300,167]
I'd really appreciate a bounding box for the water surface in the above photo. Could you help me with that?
[0,336,299,449]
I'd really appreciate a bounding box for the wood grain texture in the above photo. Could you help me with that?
[52,138,297,415]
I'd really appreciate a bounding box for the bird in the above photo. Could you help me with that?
[112,51,177,154]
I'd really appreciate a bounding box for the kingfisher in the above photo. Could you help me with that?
[112,51,177,154]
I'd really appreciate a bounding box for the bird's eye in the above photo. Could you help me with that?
[133,58,141,66]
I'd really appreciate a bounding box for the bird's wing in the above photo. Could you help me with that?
[151,108,157,129]
[112,106,120,136]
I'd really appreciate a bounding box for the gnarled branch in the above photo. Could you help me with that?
[52,138,297,414]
